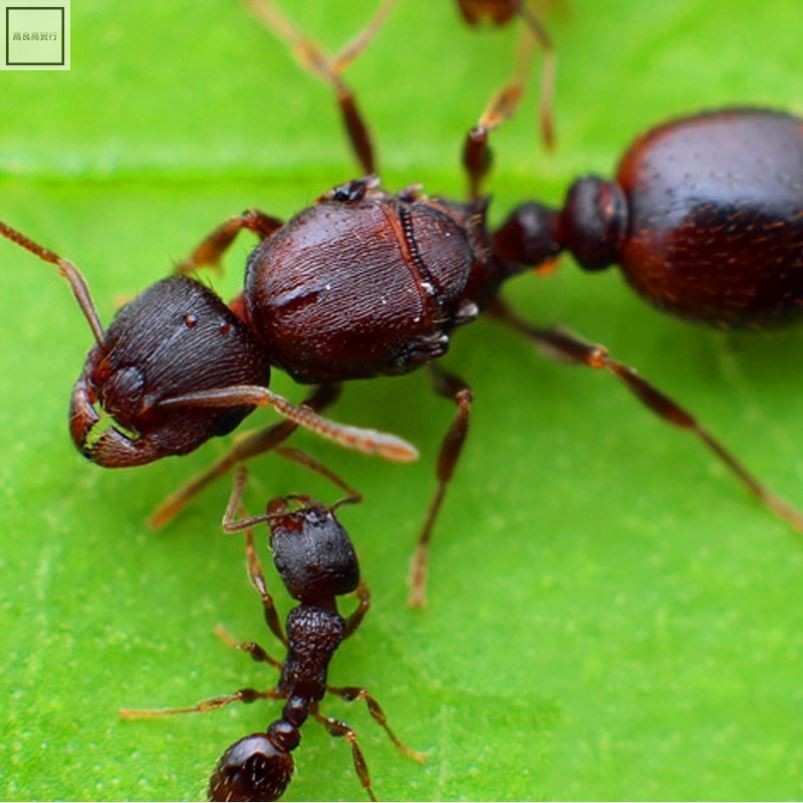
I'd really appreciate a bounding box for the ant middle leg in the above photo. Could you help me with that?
[175,209,283,276]
[148,384,341,529]
[327,685,425,763]
[408,366,474,607]
[312,711,377,802]
[245,0,398,173]
[489,299,803,533]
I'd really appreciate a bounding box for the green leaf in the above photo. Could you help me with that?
[1,1,802,800]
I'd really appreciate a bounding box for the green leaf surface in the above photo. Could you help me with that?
[1,1,802,800]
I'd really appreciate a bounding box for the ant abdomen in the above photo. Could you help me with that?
[566,108,803,328]
[209,733,294,803]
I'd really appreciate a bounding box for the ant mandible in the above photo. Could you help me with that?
[121,463,424,802]
[1,12,801,607]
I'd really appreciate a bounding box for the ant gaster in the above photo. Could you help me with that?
[121,465,423,802]
[1,9,801,607]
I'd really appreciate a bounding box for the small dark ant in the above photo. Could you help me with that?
[121,464,424,802]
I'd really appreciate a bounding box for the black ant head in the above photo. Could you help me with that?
[209,732,294,803]
[267,498,360,604]
[70,276,271,467]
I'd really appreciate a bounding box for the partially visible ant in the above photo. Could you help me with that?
[243,0,398,175]
[121,464,424,802]
[243,0,556,176]
[455,0,557,152]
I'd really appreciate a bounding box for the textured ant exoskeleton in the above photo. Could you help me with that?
[121,466,423,802]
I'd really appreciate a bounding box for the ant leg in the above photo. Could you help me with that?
[462,4,556,198]
[0,220,105,345]
[326,685,425,763]
[214,624,284,669]
[490,300,803,533]
[342,580,371,638]
[312,711,377,802]
[408,367,474,607]
[245,0,397,173]
[218,469,288,646]
[158,384,419,463]
[275,445,363,508]
[518,0,557,150]
[246,522,287,646]
[120,686,282,720]
[175,209,283,276]
[148,384,340,529]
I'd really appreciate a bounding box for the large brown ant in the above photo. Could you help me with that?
[3,103,800,606]
[1,11,801,607]
[121,464,423,802]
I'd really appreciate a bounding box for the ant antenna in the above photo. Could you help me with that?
[0,220,105,345]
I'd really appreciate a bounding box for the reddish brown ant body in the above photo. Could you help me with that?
[122,467,423,802]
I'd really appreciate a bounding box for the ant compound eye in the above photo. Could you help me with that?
[208,734,294,803]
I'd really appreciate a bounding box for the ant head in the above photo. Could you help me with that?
[70,276,271,467]
[267,498,360,604]
[209,732,294,803]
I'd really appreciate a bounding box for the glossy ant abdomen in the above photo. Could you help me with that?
[121,466,423,802]
[498,107,803,328]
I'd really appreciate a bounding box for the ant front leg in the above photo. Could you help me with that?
[120,685,283,720]
[222,470,287,646]
[327,685,425,763]
[490,300,803,533]
[409,366,474,607]
[148,384,341,528]
[245,0,397,173]
[312,711,377,802]
[175,209,283,275]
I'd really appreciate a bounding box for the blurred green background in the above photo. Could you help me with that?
[1,1,802,800]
